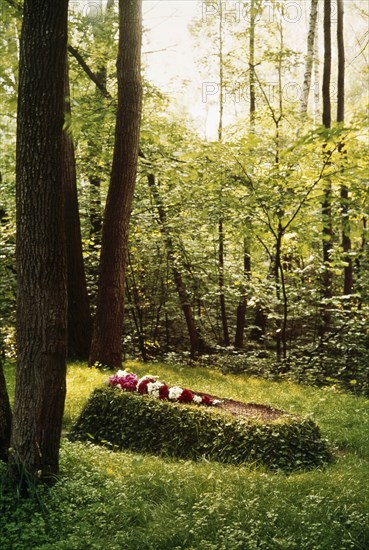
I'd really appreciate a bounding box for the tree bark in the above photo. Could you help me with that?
[234,241,251,348]
[336,0,352,297]
[89,0,143,369]
[217,2,230,346]
[322,0,332,129]
[300,0,319,118]
[320,0,333,335]
[0,358,12,462]
[10,0,68,486]
[337,0,345,125]
[63,58,93,359]
[218,218,230,346]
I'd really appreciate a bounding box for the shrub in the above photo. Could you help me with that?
[69,387,331,472]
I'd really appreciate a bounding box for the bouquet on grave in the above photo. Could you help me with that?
[108,370,221,407]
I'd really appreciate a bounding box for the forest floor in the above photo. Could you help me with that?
[1,360,369,549]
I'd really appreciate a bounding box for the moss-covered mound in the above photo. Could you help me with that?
[69,387,331,472]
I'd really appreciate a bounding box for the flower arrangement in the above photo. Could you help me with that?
[108,370,221,407]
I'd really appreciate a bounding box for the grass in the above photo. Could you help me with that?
[1,360,369,549]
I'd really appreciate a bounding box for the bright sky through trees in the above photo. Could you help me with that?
[142,0,368,139]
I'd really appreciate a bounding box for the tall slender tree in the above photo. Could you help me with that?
[62,58,93,359]
[336,0,352,297]
[234,0,256,348]
[9,0,69,486]
[86,0,115,250]
[89,0,143,368]
[300,0,319,118]
[217,1,230,347]
[320,0,333,335]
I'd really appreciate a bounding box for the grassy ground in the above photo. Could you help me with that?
[1,360,369,549]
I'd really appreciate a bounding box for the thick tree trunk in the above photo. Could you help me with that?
[300,0,319,118]
[89,0,143,369]
[10,0,68,486]
[0,358,12,462]
[63,58,93,359]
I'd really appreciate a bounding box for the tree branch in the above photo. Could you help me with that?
[67,45,113,100]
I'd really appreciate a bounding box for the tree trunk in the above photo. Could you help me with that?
[337,0,345,125]
[0,357,12,463]
[249,0,256,124]
[217,3,230,346]
[300,0,319,118]
[320,0,333,335]
[234,240,251,348]
[87,1,115,250]
[322,0,332,130]
[218,218,230,346]
[336,0,352,297]
[234,1,256,348]
[63,58,93,359]
[89,0,143,369]
[313,28,320,125]
[10,0,68,486]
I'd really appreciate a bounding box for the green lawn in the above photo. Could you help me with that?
[1,360,369,549]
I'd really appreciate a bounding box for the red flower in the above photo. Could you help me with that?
[200,394,214,406]
[137,377,156,394]
[159,384,169,399]
[178,388,194,403]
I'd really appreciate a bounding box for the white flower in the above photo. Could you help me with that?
[147,381,164,398]
[168,386,184,401]
[213,399,221,405]
[137,374,158,390]
[193,395,202,404]
[117,369,128,378]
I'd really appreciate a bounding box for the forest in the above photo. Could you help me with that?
[0,0,369,548]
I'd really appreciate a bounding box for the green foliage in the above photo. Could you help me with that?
[69,386,331,472]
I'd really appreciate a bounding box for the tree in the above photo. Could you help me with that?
[89,0,143,368]
[300,0,319,118]
[0,356,11,462]
[234,0,256,348]
[336,0,352,297]
[84,0,115,251]
[320,0,333,335]
[62,57,93,359]
[9,0,68,486]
